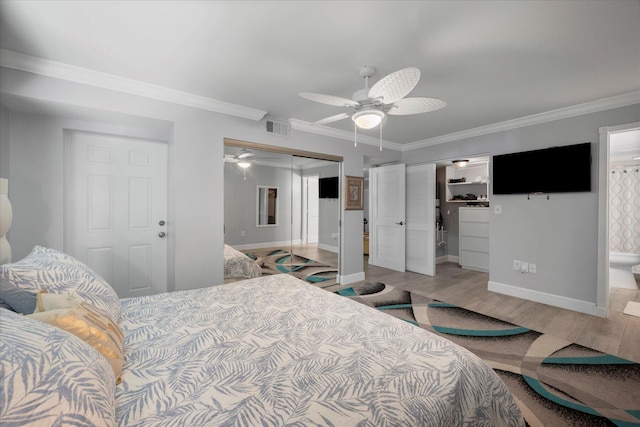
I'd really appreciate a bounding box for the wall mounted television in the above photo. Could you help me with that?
[492,142,591,195]
[319,176,339,199]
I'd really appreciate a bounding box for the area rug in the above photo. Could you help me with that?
[243,248,337,288]
[335,282,640,427]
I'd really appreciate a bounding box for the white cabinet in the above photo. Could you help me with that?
[459,207,489,272]
[445,162,489,204]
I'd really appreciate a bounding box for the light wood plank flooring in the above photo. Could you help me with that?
[292,244,640,364]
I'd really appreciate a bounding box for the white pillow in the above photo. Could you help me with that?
[0,308,115,427]
[0,246,120,322]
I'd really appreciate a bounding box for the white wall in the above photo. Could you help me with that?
[0,105,9,181]
[224,162,301,247]
[0,67,401,288]
[402,103,640,314]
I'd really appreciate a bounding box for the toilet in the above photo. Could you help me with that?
[609,252,640,289]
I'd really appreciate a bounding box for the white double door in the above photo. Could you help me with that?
[369,163,435,276]
[65,131,168,298]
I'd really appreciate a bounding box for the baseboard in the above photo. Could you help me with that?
[232,240,299,251]
[339,271,365,285]
[318,243,338,253]
[436,255,459,264]
[488,280,605,317]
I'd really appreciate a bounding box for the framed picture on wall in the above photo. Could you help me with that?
[344,176,364,210]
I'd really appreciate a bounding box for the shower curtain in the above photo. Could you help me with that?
[610,166,640,272]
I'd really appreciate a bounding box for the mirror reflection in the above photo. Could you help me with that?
[223,143,341,287]
[257,186,278,226]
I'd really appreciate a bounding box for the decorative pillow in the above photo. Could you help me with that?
[0,277,42,314]
[0,246,120,322]
[28,294,124,384]
[0,309,115,427]
[33,291,84,312]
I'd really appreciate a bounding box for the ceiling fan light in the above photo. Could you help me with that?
[352,110,385,129]
[237,149,253,159]
[237,161,252,169]
[453,159,469,168]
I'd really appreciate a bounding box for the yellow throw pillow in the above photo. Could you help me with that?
[28,300,124,384]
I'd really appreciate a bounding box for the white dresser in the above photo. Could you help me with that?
[459,207,490,272]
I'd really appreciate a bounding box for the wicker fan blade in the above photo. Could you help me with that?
[313,113,350,126]
[387,97,447,115]
[299,93,359,108]
[368,67,420,105]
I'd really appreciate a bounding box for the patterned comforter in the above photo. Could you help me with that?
[116,274,524,426]
[224,244,262,280]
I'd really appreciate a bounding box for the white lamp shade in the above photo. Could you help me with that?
[352,110,385,129]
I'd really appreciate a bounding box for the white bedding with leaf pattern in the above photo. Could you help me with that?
[224,244,262,280]
[1,247,523,426]
[116,274,524,426]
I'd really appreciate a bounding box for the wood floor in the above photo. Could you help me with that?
[292,244,640,364]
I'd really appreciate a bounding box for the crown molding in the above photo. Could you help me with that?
[0,49,267,121]
[402,91,640,152]
[288,118,402,151]
[3,49,636,150]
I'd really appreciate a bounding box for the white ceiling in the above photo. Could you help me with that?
[0,0,638,147]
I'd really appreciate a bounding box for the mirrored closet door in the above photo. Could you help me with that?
[223,141,341,288]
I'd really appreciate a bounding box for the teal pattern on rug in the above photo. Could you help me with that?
[335,283,640,427]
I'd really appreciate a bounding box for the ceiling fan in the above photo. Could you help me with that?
[224,148,256,169]
[300,65,446,130]
[224,148,288,171]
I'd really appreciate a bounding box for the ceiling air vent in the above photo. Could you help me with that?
[265,119,290,137]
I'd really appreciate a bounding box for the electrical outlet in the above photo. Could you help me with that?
[521,262,529,273]
[513,260,521,271]
[529,263,536,273]
[240,230,245,237]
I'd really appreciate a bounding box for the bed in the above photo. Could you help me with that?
[1,246,525,426]
[224,243,262,281]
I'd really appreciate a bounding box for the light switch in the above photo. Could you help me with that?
[494,204,502,215]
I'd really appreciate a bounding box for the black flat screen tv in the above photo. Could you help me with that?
[492,142,591,195]
[319,177,339,199]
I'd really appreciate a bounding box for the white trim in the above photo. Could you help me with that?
[596,121,640,318]
[488,281,606,317]
[0,49,267,121]
[340,271,365,285]
[289,118,402,151]
[318,243,338,253]
[4,48,637,151]
[436,255,459,264]
[402,91,640,151]
[232,239,301,251]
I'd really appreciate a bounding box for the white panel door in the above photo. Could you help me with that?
[406,164,436,276]
[369,163,406,272]
[65,131,167,298]
[303,175,319,244]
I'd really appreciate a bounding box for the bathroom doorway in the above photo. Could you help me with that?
[597,122,640,317]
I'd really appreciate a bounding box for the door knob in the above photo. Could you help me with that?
[396,221,404,226]
[159,220,166,226]
[158,232,166,238]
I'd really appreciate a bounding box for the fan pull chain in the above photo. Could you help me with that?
[354,122,358,147]
[379,125,383,151]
